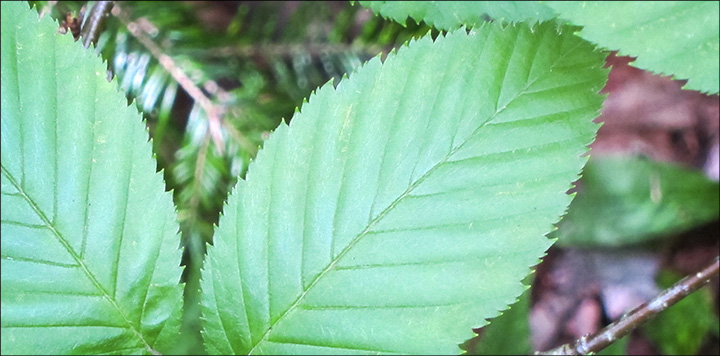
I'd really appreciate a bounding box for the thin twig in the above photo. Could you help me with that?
[537,256,720,355]
[80,1,114,49]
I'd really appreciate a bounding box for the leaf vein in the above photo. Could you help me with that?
[300,300,472,310]
[0,254,78,267]
[0,165,155,352]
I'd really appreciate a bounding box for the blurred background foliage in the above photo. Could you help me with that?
[552,156,720,248]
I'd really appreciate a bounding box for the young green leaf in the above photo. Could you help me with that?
[547,1,720,94]
[202,21,607,354]
[0,2,183,354]
[357,1,558,30]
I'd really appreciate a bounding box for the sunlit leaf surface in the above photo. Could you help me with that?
[202,22,607,354]
[0,2,184,354]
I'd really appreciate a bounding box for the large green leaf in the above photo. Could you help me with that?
[552,156,720,247]
[202,22,607,354]
[547,1,720,94]
[0,2,183,354]
[358,1,557,30]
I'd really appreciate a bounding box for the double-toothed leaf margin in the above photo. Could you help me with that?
[202,22,607,354]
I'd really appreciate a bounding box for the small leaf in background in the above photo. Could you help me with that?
[552,156,720,247]
[547,1,720,94]
[642,269,719,355]
[202,21,607,354]
[357,1,557,30]
[0,2,183,354]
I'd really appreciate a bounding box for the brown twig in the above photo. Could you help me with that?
[536,256,720,355]
[80,1,114,49]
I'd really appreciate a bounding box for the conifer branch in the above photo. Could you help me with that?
[112,3,254,156]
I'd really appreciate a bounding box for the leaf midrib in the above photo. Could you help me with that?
[248,29,585,354]
[0,165,158,355]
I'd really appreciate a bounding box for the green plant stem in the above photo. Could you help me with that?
[537,256,720,355]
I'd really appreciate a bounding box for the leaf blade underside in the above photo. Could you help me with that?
[202,22,607,355]
[0,2,183,354]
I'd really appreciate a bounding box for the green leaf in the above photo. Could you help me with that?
[202,22,607,354]
[358,1,557,30]
[0,2,183,354]
[552,156,720,247]
[547,1,720,94]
